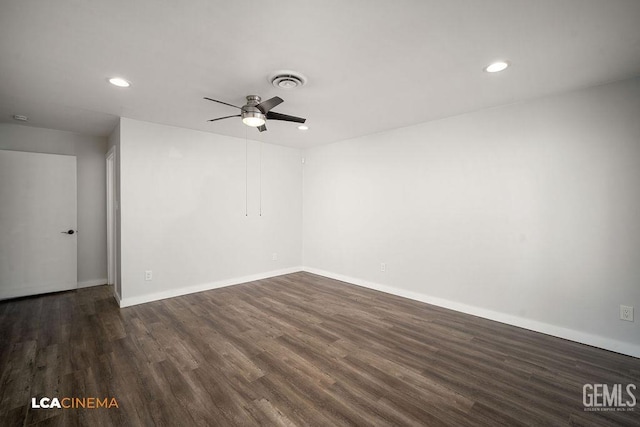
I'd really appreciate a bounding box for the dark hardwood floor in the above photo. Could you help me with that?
[0,272,638,426]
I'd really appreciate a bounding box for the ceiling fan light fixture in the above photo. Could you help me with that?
[242,115,266,127]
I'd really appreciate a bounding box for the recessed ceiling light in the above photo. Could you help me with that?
[297,125,309,130]
[13,114,28,121]
[108,77,131,87]
[484,61,510,73]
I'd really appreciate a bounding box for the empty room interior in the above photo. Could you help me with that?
[1,0,639,425]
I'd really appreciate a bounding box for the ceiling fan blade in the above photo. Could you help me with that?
[258,124,267,132]
[207,114,241,122]
[266,111,306,123]
[256,96,283,114]
[204,97,242,110]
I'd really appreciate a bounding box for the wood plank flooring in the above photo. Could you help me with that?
[1,272,638,426]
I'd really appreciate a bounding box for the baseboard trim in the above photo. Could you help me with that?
[119,266,304,308]
[0,282,77,300]
[302,267,640,359]
[77,279,107,288]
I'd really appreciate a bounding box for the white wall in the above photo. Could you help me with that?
[303,77,640,356]
[118,118,302,306]
[0,123,108,287]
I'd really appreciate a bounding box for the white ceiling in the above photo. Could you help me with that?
[1,0,639,148]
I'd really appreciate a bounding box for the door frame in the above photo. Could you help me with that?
[106,146,118,300]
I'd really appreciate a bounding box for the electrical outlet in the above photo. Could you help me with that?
[145,270,153,281]
[620,305,634,322]
[272,253,278,261]
[380,263,386,272]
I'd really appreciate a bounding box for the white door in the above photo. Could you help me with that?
[0,150,77,299]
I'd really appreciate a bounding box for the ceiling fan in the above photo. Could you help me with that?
[204,95,306,132]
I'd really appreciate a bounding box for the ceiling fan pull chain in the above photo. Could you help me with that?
[259,139,262,217]
[245,127,248,217]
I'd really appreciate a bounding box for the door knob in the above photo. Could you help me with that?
[61,229,76,235]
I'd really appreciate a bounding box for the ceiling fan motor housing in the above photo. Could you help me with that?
[242,95,266,123]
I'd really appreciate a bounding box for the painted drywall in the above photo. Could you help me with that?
[303,77,640,356]
[118,118,302,305]
[0,123,108,287]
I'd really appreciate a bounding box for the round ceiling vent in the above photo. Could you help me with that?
[269,70,307,90]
